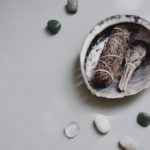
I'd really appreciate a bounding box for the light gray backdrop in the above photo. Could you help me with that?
[0,0,149,149]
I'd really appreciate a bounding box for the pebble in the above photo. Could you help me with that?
[119,135,139,150]
[94,114,111,134]
[66,0,78,14]
[64,121,80,138]
[137,112,150,127]
[47,20,61,34]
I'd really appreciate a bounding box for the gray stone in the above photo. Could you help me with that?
[66,0,78,14]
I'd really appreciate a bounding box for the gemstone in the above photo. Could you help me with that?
[64,121,80,138]
[119,135,139,150]
[66,0,78,14]
[94,114,111,134]
[47,20,61,34]
[137,112,150,127]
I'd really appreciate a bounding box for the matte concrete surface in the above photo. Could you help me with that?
[0,0,149,149]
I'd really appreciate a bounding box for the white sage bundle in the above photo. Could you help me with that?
[118,40,146,91]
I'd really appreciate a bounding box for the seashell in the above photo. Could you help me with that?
[80,15,150,98]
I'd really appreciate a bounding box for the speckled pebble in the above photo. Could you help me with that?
[137,112,150,127]
[119,135,138,150]
[94,114,111,134]
[64,121,80,138]
[66,0,78,14]
[47,20,61,34]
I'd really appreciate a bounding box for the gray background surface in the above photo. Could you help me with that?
[0,0,150,149]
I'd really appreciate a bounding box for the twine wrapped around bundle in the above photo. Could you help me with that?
[92,26,130,88]
[118,40,146,91]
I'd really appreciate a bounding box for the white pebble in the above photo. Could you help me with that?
[94,114,111,134]
[119,135,139,150]
[64,121,80,138]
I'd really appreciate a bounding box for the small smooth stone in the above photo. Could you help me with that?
[119,135,139,150]
[137,112,150,127]
[94,114,111,134]
[64,121,80,138]
[47,20,61,34]
[66,0,78,14]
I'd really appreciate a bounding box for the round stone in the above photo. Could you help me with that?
[47,20,61,34]
[94,114,111,134]
[64,121,80,138]
[137,112,150,127]
[66,0,78,14]
[119,135,139,150]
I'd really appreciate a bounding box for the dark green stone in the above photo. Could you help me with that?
[47,20,61,34]
[137,112,150,127]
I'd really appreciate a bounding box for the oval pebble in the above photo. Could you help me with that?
[47,20,61,34]
[119,135,139,150]
[64,121,80,138]
[94,114,111,134]
[137,112,150,127]
[66,0,78,14]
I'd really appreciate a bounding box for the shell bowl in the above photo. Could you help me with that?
[80,15,150,99]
